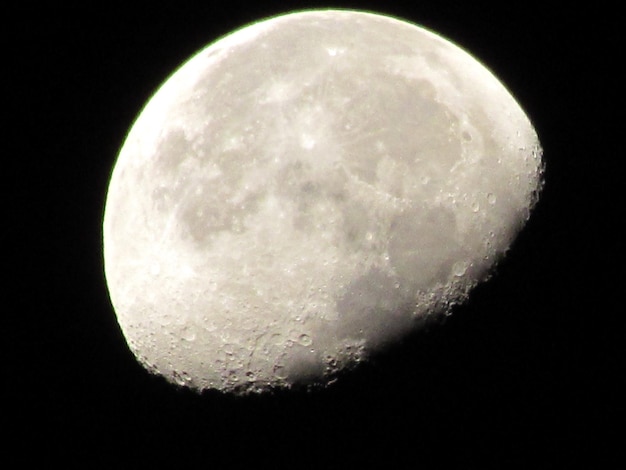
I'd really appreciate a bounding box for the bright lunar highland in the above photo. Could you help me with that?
[103,10,543,393]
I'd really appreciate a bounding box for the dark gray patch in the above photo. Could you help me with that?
[341,200,370,249]
[388,205,460,288]
[335,268,414,348]
[154,129,193,175]
[282,344,325,385]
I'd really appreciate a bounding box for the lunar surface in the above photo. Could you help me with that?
[103,10,543,393]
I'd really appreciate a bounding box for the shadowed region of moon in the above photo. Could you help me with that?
[103,10,543,393]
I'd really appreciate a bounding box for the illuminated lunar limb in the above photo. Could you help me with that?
[103,10,543,393]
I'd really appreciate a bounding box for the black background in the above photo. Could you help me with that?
[9,1,622,467]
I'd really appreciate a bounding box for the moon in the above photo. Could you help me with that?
[103,10,543,393]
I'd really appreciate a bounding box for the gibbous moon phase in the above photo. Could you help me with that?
[103,10,542,393]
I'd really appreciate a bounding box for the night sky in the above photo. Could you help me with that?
[9,1,621,466]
